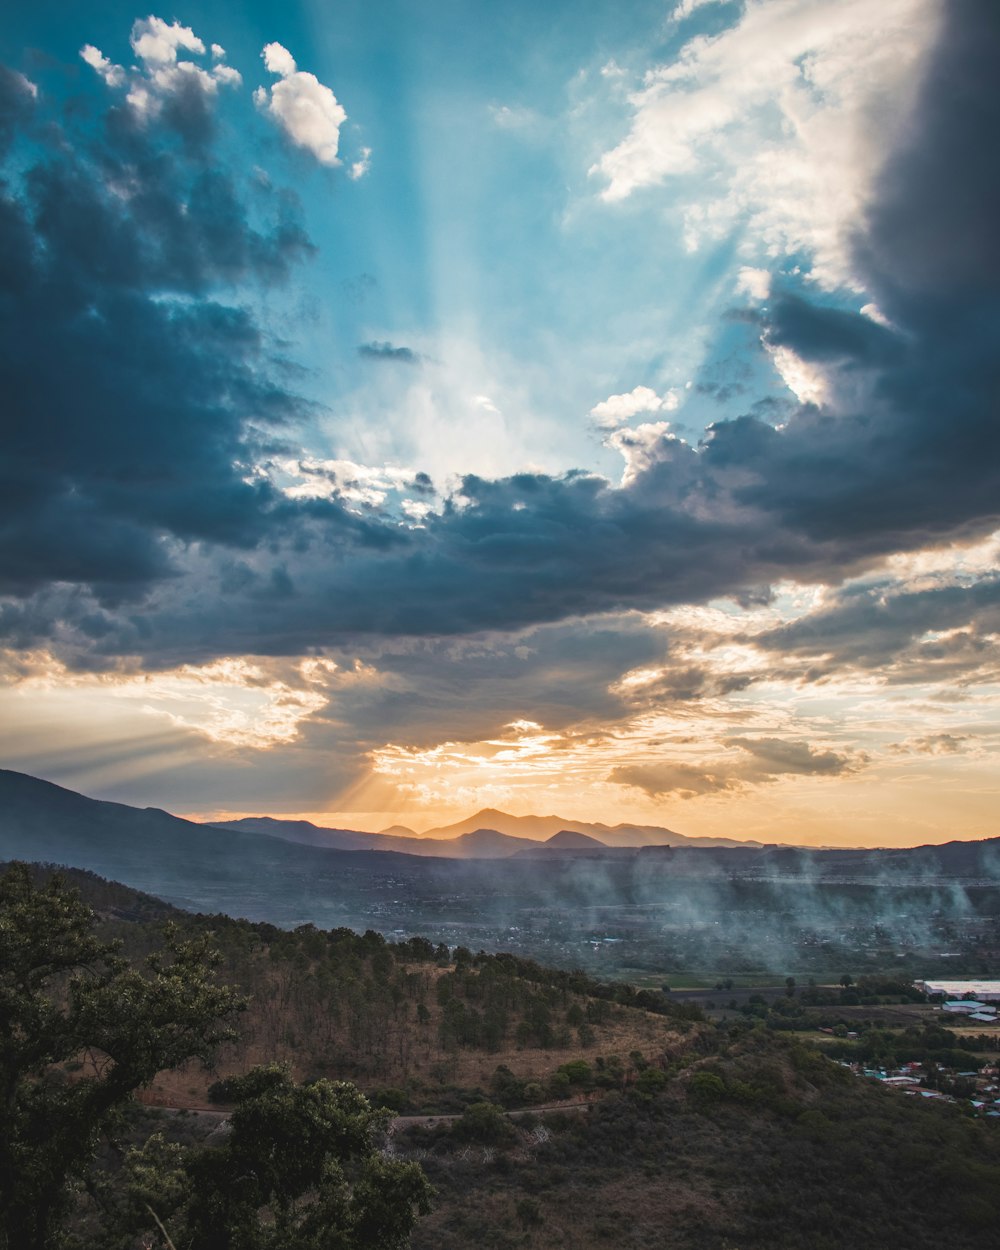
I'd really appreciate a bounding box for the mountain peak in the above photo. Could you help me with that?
[545,829,607,849]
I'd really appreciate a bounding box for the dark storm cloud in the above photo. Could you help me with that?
[3,2,1000,669]
[112,464,791,662]
[611,737,857,800]
[156,73,218,154]
[0,69,326,598]
[0,65,36,155]
[610,761,735,799]
[358,340,422,364]
[858,1,1000,310]
[725,737,854,777]
[762,295,904,368]
[750,577,1000,682]
[735,0,1000,551]
[303,616,670,750]
[409,472,436,495]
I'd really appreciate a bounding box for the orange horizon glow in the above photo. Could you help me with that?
[4,546,1000,855]
[182,805,998,851]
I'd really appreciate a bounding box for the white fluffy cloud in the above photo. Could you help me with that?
[262,41,297,78]
[254,42,347,166]
[592,0,941,289]
[670,0,727,19]
[130,15,204,66]
[80,44,126,88]
[736,266,771,302]
[589,384,680,429]
[605,420,675,484]
[765,344,828,407]
[80,16,241,120]
[349,146,372,180]
[277,457,425,513]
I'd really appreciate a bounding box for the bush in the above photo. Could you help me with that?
[634,1067,668,1098]
[451,1101,515,1145]
[370,1086,411,1112]
[557,1059,592,1086]
[687,1072,726,1104]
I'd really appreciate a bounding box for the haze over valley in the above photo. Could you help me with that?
[5,768,999,985]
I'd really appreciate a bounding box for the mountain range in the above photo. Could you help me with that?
[211,809,760,857]
[409,808,760,848]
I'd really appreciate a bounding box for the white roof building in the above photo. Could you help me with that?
[916,980,1000,1001]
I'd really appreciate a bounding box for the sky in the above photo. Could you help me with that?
[1,0,999,846]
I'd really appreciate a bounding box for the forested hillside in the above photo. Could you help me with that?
[26,864,704,1112]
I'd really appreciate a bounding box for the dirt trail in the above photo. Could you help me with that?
[391,1096,598,1130]
[142,1094,599,1136]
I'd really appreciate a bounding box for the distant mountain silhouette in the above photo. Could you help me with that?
[516,830,617,858]
[215,811,763,855]
[212,817,539,858]
[405,808,760,850]
[546,830,608,849]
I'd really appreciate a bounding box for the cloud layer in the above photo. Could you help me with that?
[1,5,999,833]
[3,3,1000,673]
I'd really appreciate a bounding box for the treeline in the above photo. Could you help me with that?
[433,949,702,1052]
[451,949,704,1019]
[13,861,181,921]
[799,974,928,1007]
[817,1021,1000,1069]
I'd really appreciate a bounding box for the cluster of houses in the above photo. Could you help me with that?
[845,1060,1000,1117]
[840,981,1000,1118]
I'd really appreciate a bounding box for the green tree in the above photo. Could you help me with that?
[688,1071,726,1104]
[0,865,432,1250]
[0,863,245,1250]
[126,1065,431,1249]
[634,1066,668,1098]
[557,1059,592,1086]
[451,1100,514,1145]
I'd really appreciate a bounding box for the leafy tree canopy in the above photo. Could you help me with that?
[0,863,430,1250]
